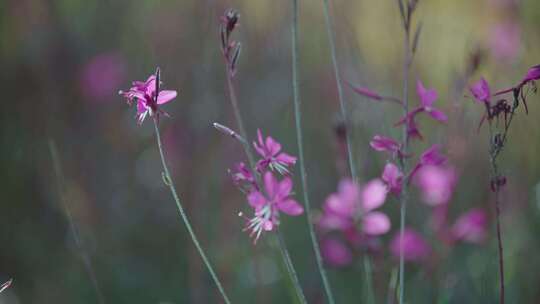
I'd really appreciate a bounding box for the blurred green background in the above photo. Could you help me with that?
[1,0,540,303]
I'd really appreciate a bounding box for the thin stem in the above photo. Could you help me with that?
[398,11,412,304]
[363,255,375,304]
[290,0,335,303]
[322,0,377,301]
[152,119,231,304]
[225,70,257,171]
[277,230,308,304]
[494,187,505,304]
[48,140,106,304]
[321,0,357,182]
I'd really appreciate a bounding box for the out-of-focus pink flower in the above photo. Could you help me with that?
[321,238,353,267]
[413,165,456,206]
[489,22,521,62]
[469,78,491,104]
[390,229,430,262]
[451,209,488,244]
[319,179,390,236]
[244,172,303,243]
[382,162,403,195]
[119,70,177,124]
[253,129,297,175]
[521,65,540,84]
[370,135,401,154]
[81,52,126,101]
[409,145,447,180]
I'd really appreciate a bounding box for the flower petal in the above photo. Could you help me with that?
[277,198,304,215]
[263,171,277,198]
[247,191,266,209]
[277,177,293,199]
[361,179,388,212]
[321,238,353,267]
[265,136,282,156]
[362,211,391,235]
[428,108,447,122]
[157,90,177,104]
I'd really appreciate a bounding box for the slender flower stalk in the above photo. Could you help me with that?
[277,230,308,304]
[152,118,232,304]
[220,9,307,301]
[321,0,375,302]
[48,140,106,304]
[290,0,335,303]
[395,1,417,303]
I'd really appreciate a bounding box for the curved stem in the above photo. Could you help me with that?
[321,0,376,301]
[290,0,335,303]
[152,119,232,304]
[277,230,308,304]
[398,15,411,304]
[49,141,106,304]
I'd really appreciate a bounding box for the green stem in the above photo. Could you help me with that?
[49,140,106,304]
[290,0,335,303]
[152,119,231,304]
[277,230,308,304]
[322,0,376,301]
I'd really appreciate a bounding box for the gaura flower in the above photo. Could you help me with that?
[119,69,177,124]
[230,162,257,191]
[243,172,303,243]
[253,129,297,175]
[382,162,403,195]
[390,228,430,262]
[413,165,456,206]
[396,80,447,125]
[370,135,401,154]
[321,238,353,267]
[469,77,491,104]
[319,179,390,236]
[409,144,447,180]
[451,209,488,244]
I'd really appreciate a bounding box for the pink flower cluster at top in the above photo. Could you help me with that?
[119,70,177,124]
[231,130,301,243]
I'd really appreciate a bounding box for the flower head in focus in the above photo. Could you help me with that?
[253,129,297,175]
[119,68,177,124]
[382,162,403,195]
[243,172,303,243]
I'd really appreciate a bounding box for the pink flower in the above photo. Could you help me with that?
[382,162,403,195]
[416,80,447,122]
[469,78,491,104]
[253,129,297,175]
[395,81,446,136]
[451,209,488,244]
[119,69,177,124]
[244,172,303,243]
[390,229,430,262]
[230,162,257,191]
[321,238,353,267]
[319,179,390,236]
[80,52,125,101]
[370,135,401,154]
[413,165,456,206]
[409,144,447,180]
[521,64,540,84]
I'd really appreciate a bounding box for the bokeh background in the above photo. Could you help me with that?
[1,0,540,303]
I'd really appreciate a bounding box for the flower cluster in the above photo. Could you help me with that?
[119,69,177,124]
[318,179,391,266]
[228,129,301,243]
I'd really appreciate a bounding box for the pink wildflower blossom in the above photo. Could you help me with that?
[409,144,447,180]
[243,172,303,243]
[230,162,257,191]
[321,238,353,267]
[413,165,456,206]
[382,162,403,195]
[451,209,488,244]
[119,69,177,124]
[469,77,491,104]
[253,129,297,175]
[319,179,390,236]
[390,229,430,262]
[370,135,401,154]
[396,80,447,126]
